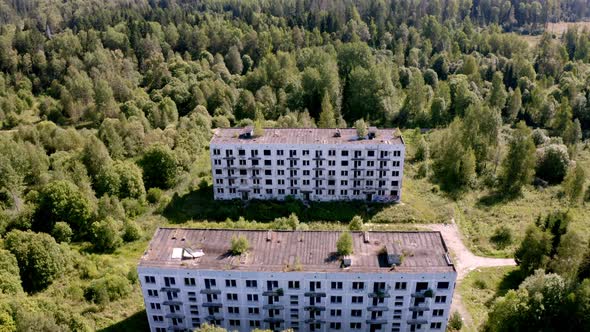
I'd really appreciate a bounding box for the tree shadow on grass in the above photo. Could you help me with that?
[494,268,525,298]
[98,309,149,332]
[163,185,391,223]
[476,191,521,209]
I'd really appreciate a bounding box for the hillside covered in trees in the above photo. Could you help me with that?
[1,0,590,331]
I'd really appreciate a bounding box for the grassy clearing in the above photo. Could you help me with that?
[402,129,590,258]
[458,266,519,331]
[456,143,590,257]
[546,21,590,35]
[517,21,590,47]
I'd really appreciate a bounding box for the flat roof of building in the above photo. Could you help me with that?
[210,128,404,146]
[139,229,455,273]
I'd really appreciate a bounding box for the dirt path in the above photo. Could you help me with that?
[426,221,516,280]
[425,220,516,331]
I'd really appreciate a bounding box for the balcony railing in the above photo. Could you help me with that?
[262,288,284,296]
[199,289,221,295]
[368,290,391,298]
[263,304,284,310]
[165,313,185,319]
[303,305,326,311]
[412,289,435,298]
[409,305,430,312]
[204,315,224,321]
[160,287,180,292]
[367,306,389,312]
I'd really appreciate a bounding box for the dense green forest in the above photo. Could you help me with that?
[1,0,590,331]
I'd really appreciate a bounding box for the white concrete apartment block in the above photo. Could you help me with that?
[209,128,405,202]
[138,229,457,332]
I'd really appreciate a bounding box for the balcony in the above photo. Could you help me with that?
[262,288,284,296]
[263,317,285,323]
[263,304,285,310]
[199,289,221,295]
[365,319,388,324]
[367,306,389,312]
[204,315,224,322]
[165,313,185,319]
[303,305,326,311]
[163,300,183,306]
[202,302,223,308]
[409,305,430,312]
[304,319,325,324]
[368,290,391,298]
[303,291,326,297]
[407,319,428,325]
[160,287,180,292]
[412,289,435,298]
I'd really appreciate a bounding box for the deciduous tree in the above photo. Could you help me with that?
[138,145,178,189]
[498,122,536,195]
[5,230,66,292]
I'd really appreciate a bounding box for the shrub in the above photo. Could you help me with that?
[52,221,73,243]
[34,180,93,235]
[121,198,146,218]
[348,216,363,231]
[490,226,513,249]
[91,217,123,253]
[354,119,368,139]
[78,260,99,280]
[212,115,230,128]
[127,268,139,284]
[414,136,429,162]
[230,235,249,255]
[65,283,85,301]
[0,249,23,294]
[536,144,570,184]
[5,230,66,292]
[97,194,126,221]
[336,231,353,256]
[448,311,463,331]
[122,220,142,242]
[84,274,132,305]
[287,213,300,230]
[146,188,163,204]
[474,279,488,289]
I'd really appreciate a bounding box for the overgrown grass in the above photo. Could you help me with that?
[456,144,590,257]
[403,130,590,257]
[163,186,382,222]
[458,266,519,331]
